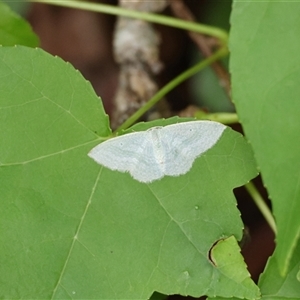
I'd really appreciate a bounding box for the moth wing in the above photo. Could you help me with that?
[161,121,226,176]
[88,131,164,183]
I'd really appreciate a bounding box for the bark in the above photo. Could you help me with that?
[112,0,168,129]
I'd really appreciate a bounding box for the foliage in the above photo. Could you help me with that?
[0,1,38,47]
[0,0,299,299]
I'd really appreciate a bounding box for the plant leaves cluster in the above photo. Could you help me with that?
[1,1,300,299]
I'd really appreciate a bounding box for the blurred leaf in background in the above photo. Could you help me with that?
[0,1,38,47]
[2,0,30,16]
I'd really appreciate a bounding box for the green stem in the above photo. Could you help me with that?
[195,112,239,125]
[116,47,228,132]
[245,181,277,234]
[30,0,228,44]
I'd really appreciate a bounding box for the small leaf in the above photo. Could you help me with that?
[0,2,39,47]
[207,236,260,300]
[258,241,300,299]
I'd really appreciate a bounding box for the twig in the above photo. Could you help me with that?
[31,0,228,44]
[245,181,277,234]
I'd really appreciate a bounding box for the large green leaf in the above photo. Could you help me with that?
[0,1,39,47]
[0,46,258,299]
[229,1,300,275]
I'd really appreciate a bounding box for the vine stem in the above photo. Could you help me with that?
[30,0,228,45]
[116,46,228,132]
[245,181,277,234]
[195,112,239,125]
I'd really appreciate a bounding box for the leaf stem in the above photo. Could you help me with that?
[245,181,277,234]
[115,47,228,132]
[30,0,228,44]
[195,112,239,125]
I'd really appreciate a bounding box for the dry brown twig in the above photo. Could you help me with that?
[112,0,231,128]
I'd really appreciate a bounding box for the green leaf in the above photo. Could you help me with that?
[207,236,260,300]
[258,226,300,299]
[2,0,30,15]
[229,0,300,275]
[0,46,258,299]
[0,1,39,47]
[258,241,300,300]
